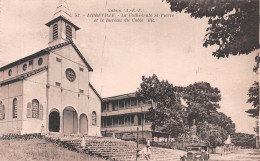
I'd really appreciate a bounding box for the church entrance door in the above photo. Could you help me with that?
[49,110,60,132]
[79,114,88,134]
[63,107,78,134]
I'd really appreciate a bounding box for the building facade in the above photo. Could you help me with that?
[101,93,170,142]
[0,0,101,136]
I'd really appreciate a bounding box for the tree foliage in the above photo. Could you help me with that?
[136,74,184,137]
[231,132,256,148]
[181,82,222,126]
[164,0,259,58]
[136,74,236,145]
[246,81,259,118]
[197,122,224,147]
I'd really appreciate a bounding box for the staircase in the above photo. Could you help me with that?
[44,133,185,161]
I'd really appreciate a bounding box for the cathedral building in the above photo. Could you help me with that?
[0,0,101,136]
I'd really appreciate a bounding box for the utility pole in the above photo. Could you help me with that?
[141,105,144,142]
[136,127,139,161]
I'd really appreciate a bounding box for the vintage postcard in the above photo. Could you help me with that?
[0,0,259,161]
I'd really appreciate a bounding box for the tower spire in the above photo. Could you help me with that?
[45,0,80,47]
[53,0,72,19]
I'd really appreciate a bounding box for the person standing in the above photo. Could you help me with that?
[138,140,151,160]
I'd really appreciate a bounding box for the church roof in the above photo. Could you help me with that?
[89,82,102,101]
[45,15,80,31]
[45,0,80,30]
[0,50,48,71]
[0,66,48,86]
[0,40,93,71]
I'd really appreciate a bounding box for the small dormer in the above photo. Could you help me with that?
[45,0,80,47]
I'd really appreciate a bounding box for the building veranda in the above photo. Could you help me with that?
[101,93,175,143]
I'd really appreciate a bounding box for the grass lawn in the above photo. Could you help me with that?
[0,138,106,161]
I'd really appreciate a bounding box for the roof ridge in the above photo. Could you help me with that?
[0,66,48,86]
[0,40,93,72]
[46,40,93,72]
[89,82,102,100]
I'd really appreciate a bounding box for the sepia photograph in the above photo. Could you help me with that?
[0,0,259,160]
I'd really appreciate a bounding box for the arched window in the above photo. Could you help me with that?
[66,25,72,40]
[92,111,97,125]
[53,24,58,40]
[13,98,17,118]
[0,101,5,120]
[32,99,39,118]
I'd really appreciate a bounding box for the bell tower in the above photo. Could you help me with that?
[45,0,80,47]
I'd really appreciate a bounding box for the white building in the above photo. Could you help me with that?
[101,93,171,142]
[0,0,101,136]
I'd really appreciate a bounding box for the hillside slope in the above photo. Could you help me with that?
[0,138,106,161]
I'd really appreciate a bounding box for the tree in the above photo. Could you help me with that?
[197,122,224,147]
[136,74,184,137]
[246,81,259,118]
[164,0,259,58]
[231,132,256,148]
[136,74,236,140]
[246,55,259,119]
[182,82,222,126]
[182,82,235,146]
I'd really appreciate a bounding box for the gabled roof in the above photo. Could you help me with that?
[0,66,48,86]
[45,15,80,31]
[89,82,102,101]
[0,40,93,72]
[0,50,48,71]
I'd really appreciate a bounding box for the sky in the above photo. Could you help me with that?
[0,0,258,134]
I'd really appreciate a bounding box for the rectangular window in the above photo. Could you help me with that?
[101,119,104,128]
[119,100,124,109]
[101,103,106,112]
[112,101,118,111]
[106,103,109,111]
[107,117,112,127]
[125,99,130,109]
[131,115,135,125]
[13,98,17,118]
[113,117,118,127]
[101,104,104,112]
[119,116,124,125]
[32,100,39,118]
[29,60,33,66]
[55,82,61,86]
[131,98,137,107]
[125,115,130,126]
[56,57,61,62]
[79,89,84,93]
[138,114,142,126]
